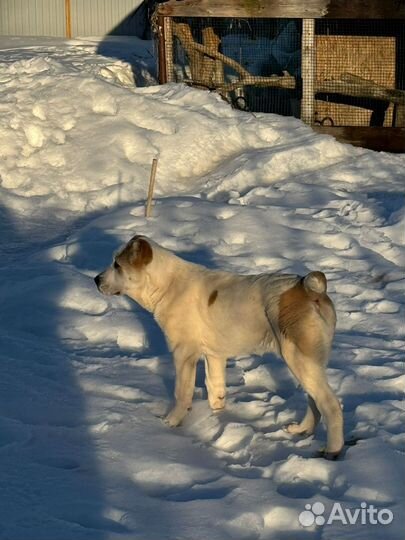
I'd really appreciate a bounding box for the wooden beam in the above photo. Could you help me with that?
[184,73,296,92]
[65,0,72,39]
[312,126,405,152]
[218,72,295,92]
[201,27,223,87]
[156,0,405,19]
[174,23,205,81]
[318,73,405,107]
[394,105,405,127]
[301,19,315,124]
[157,15,168,84]
[157,16,175,84]
[174,22,250,79]
[163,17,175,83]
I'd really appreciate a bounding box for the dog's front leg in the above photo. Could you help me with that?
[165,347,199,427]
[205,356,227,411]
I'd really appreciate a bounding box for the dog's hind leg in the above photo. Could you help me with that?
[205,356,227,411]
[285,395,321,436]
[165,345,200,427]
[281,339,343,456]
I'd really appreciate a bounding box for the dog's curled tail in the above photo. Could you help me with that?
[303,271,327,294]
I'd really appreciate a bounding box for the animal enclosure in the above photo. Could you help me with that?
[155,0,405,152]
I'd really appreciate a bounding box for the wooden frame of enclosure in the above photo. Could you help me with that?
[155,0,405,152]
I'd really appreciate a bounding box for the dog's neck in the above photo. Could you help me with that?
[127,251,196,315]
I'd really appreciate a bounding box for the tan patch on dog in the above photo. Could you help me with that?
[279,281,334,356]
[208,290,218,306]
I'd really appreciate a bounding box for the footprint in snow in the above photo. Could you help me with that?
[213,423,254,453]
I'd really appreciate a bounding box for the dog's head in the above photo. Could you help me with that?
[94,235,153,298]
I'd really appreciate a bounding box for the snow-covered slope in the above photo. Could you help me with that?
[0,37,404,540]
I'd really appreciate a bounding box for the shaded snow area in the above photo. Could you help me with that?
[0,37,404,540]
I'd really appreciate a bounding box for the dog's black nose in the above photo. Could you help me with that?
[94,274,101,288]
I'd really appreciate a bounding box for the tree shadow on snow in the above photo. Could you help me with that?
[0,203,120,538]
[0,202,179,539]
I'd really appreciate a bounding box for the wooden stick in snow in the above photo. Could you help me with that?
[145,158,158,218]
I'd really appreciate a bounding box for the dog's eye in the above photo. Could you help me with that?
[113,261,120,270]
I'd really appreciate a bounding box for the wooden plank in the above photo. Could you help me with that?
[156,0,405,19]
[312,126,405,152]
[301,19,315,124]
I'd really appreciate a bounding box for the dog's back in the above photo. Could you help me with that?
[193,269,335,360]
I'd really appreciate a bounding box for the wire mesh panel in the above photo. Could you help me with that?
[315,19,404,127]
[164,16,405,127]
[169,17,302,115]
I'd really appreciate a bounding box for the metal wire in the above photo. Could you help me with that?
[163,17,404,127]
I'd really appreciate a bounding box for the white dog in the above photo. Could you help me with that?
[95,235,343,458]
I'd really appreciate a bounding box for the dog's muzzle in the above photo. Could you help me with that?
[94,273,120,295]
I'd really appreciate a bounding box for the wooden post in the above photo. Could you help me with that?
[394,105,405,127]
[158,16,174,84]
[157,15,167,84]
[174,23,204,82]
[201,27,222,87]
[164,17,175,83]
[301,19,315,124]
[145,158,158,218]
[65,0,72,39]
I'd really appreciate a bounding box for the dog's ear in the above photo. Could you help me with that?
[130,237,153,268]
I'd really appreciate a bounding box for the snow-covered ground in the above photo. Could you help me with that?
[0,36,404,540]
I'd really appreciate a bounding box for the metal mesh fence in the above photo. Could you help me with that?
[315,19,404,127]
[170,17,302,116]
[165,17,404,127]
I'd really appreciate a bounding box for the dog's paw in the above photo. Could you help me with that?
[284,422,309,435]
[164,405,188,427]
[164,412,182,427]
[164,414,181,427]
[313,447,343,461]
[209,396,226,411]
